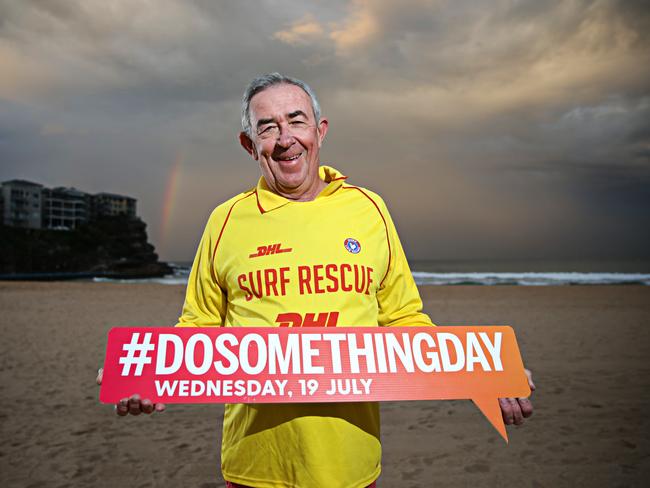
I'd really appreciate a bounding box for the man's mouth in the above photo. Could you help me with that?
[275,152,303,162]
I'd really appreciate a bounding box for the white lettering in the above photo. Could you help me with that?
[465,333,491,372]
[274,379,287,395]
[268,334,301,374]
[155,380,177,395]
[348,333,377,374]
[191,380,205,396]
[360,378,373,394]
[214,334,239,375]
[437,333,465,372]
[385,332,415,373]
[412,332,440,373]
[155,334,183,374]
[301,334,324,374]
[239,334,267,375]
[185,334,213,375]
[374,333,388,373]
[234,379,247,396]
[479,332,503,371]
[321,333,346,373]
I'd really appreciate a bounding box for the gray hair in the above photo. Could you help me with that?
[241,73,321,137]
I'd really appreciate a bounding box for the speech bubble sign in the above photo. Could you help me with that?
[101,326,530,441]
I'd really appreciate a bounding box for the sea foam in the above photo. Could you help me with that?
[410,271,650,286]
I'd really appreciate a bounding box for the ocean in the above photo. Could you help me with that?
[93,259,650,286]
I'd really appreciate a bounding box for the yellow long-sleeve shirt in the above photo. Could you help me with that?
[177,166,433,488]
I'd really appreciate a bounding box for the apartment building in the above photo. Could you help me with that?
[42,187,90,230]
[1,180,43,229]
[1,179,137,230]
[92,192,136,218]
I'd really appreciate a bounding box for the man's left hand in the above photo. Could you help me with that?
[498,368,535,425]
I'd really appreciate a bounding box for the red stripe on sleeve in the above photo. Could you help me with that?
[343,186,392,287]
[210,192,255,283]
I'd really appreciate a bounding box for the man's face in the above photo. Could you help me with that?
[240,84,328,199]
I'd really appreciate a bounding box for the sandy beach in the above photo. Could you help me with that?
[1,282,648,487]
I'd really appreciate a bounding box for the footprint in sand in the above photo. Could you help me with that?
[401,468,423,480]
[464,463,490,473]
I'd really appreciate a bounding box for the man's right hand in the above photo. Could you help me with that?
[96,368,166,416]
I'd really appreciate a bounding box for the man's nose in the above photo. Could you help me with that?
[276,125,296,147]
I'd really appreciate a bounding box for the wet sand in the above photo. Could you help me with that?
[1,283,648,487]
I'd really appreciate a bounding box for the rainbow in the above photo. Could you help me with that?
[159,150,184,255]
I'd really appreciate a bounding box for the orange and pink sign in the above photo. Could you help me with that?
[100,326,530,441]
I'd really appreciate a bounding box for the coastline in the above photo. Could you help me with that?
[1,283,648,486]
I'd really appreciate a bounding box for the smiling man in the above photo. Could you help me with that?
[239,81,329,201]
[177,73,439,487]
[108,73,534,488]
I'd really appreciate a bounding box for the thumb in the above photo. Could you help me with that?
[525,368,535,392]
[96,368,103,385]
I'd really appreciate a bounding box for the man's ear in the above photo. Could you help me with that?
[317,117,329,148]
[239,131,258,160]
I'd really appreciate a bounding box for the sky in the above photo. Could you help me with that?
[1,0,648,263]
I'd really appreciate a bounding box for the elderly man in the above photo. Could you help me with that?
[102,73,534,488]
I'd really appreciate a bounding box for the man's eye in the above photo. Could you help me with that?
[290,121,306,126]
[260,126,277,134]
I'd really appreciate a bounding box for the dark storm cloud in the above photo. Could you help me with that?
[0,0,648,261]
[2,1,275,104]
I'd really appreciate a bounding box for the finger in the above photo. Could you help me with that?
[128,394,142,416]
[499,398,514,425]
[96,368,103,385]
[154,403,166,413]
[116,397,129,416]
[525,368,536,392]
[509,398,524,425]
[518,397,534,418]
[141,399,154,415]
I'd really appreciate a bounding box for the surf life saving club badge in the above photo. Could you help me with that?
[344,238,361,254]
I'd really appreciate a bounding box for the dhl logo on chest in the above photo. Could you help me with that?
[249,243,292,258]
[237,263,375,301]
